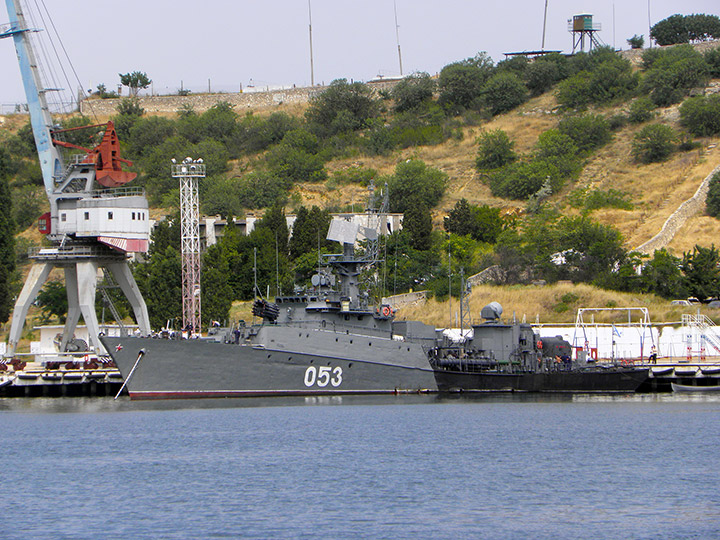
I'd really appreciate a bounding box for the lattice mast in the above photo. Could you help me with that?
[172,158,205,333]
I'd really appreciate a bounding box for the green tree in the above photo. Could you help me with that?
[289,205,332,260]
[36,281,67,323]
[680,94,720,136]
[305,79,378,137]
[133,217,182,329]
[119,71,152,97]
[558,114,612,153]
[475,129,517,170]
[627,35,645,49]
[201,244,233,325]
[0,173,15,323]
[438,53,493,112]
[525,56,566,96]
[391,72,436,113]
[681,244,720,300]
[127,116,177,158]
[266,129,327,184]
[387,159,448,213]
[640,249,687,298]
[628,96,656,123]
[631,124,677,163]
[705,171,720,218]
[640,44,710,106]
[651,14,720,45]
[403,202,432,251]
[482,72,528,116]
[444,199,503,243]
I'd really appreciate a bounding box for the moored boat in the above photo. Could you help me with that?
[671,382,720,392]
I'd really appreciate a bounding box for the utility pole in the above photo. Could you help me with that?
[308,0,315,86]
[394,0,403,76]
[172,157,205,334]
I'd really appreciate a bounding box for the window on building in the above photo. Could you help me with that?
[108,211,113,220]
[60,213,66,222]
[84,212,89,220]
[132,212,136,220]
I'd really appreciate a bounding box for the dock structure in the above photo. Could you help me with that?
[0,357,124,397]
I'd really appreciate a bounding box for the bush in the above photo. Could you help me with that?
[475,129,517,170]
[706,172,720,218]
[583,189,634,211]
[534,129,582,178]
[627,97,656,123]
[627,35,644,49]
[391,72,435,112]
[522,54,571,98]
[640,45,710,107]
[481,72,528,116]
[488,159,562,200]
[558,114,612,153]
[305,79,379,137]
[651,14,720,45]
[706,48,720,77]
[631,124,677,163]
[387,159,448,213]
[438,54,494,112]
[556,49,637,109]
[679,94,720,136]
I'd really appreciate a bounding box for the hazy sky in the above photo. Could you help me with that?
[1,0,717,106]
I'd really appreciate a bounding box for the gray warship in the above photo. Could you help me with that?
[102,239,649,399]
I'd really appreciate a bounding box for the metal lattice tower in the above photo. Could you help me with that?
[172,158,205,333]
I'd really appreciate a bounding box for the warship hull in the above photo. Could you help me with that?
[434,367,649,393]
[101,331,439,400]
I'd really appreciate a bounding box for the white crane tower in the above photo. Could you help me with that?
[1,0,151,355]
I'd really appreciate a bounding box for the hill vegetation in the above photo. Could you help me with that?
[2,26,720,331]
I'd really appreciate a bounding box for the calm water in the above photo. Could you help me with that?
[1,394,719,540]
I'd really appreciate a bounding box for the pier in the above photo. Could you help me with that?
[0,356,124,397]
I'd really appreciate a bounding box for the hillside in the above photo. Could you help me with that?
[3,43,720,337]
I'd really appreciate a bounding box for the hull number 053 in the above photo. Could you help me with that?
[304,366,343,388]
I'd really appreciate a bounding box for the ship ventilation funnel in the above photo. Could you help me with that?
[481,302,503,322]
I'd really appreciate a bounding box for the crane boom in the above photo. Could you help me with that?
[2,0,63,196]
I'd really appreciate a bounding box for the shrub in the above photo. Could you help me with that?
[706,172,720,218]
[627,97,656,123]
[640,44,710,107]
[631,124,677,163]
[534,129,582,178]
[391,72,435,112]
[583,189,634,211]
[387,159,448,213]
[438,54,493,112]
[488,159,562,200]
[305,79,379,137]
[475,129,517,170]
[627,35,644,49]
[679,95,720,136]
[481,72,528,116]
[556,50,638,108]
[558,114,612,153]
[706,48,720,77]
